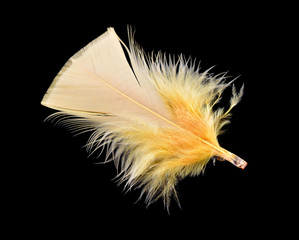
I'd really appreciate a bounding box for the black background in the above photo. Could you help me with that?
[13,9,290,237]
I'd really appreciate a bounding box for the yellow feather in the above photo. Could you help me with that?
[41,27,247,210]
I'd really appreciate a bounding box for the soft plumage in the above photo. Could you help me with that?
[41,27,246,210]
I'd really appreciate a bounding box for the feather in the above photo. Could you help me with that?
[41,27,247,210]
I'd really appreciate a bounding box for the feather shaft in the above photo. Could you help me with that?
[72,56,239,165]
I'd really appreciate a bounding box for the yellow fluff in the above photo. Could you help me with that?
[41,27,247,210]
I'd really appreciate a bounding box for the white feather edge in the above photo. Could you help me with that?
[41,27,172,125]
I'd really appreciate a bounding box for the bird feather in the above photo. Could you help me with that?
[41,27,247,210]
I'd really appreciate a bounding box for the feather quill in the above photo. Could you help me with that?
[41,27,247,209]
